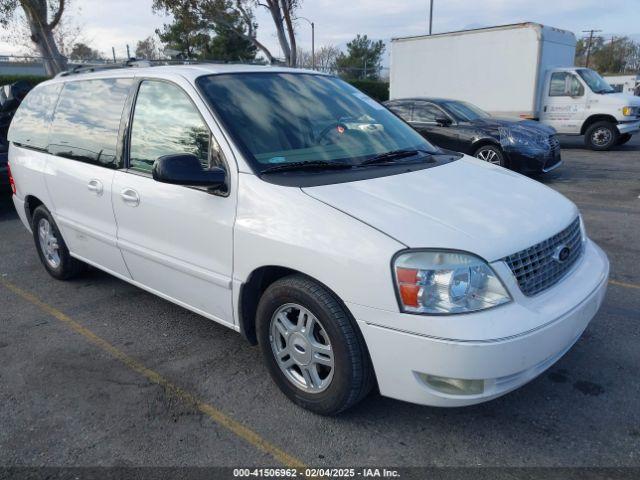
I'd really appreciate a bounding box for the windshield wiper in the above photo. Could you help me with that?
[260,160,353,174]
[360,149,434,166]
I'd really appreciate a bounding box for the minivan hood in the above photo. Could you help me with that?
[302,156,578,262]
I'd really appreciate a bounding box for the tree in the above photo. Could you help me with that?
[152,0,302,66]
[575,35,640,73]
[0,0,68,75]
[156,9,210,59]
[315,45,340,73]
[135,35,162,60]
[297,45,340,73]
[69,42,101,61]
[201,1,256,61]
[592,37,640,73]
[335,34,386,80]
[260,0,299,66]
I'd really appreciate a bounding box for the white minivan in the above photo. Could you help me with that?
[7,65,609,415]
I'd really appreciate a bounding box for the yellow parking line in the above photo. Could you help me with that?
[609,279,640,290]
[0,279,307,469]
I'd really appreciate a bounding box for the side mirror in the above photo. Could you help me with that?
[153,153,226,189]
[435,116,452,126]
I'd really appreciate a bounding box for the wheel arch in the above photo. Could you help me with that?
[237,265,354,347]
[581,114,618,135]
[471,139,509,168]
[23,194,45,228]
[471,138,502,152]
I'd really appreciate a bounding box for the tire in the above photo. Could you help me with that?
[256,274,374,415]
[585,121,619,151]
[474,144,506,167]
[617,133,632,146]
[32,205,85,280]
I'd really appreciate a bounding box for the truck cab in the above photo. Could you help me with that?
[540,67,640,150]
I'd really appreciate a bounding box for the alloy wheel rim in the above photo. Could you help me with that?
[38,218,61,269]
[476,149,501,165]
[592,128,612,147]
[269,303,334,393]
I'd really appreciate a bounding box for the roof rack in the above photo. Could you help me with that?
[55,58,271,78]
[55,60,155,77]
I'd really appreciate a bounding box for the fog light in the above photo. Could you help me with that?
[420,374,484,395]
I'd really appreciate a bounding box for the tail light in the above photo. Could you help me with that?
[7,163,16,195]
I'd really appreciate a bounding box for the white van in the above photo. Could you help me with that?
[7,65,609,415]
[390,23,640,150]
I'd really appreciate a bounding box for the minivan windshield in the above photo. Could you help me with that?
[197,73,439,173]
[577,68,615,94]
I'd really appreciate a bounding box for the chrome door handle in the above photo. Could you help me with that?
[87,179,103,196]
[120,188,140,207]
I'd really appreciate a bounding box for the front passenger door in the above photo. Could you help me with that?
[112,79,236,326]
[410,102,459,150]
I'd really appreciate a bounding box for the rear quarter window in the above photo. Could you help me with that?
[7,83,62,150]
[48,78,132,168]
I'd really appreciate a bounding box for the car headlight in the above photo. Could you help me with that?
[393,250,511,314]
[499,127,543,147]
[622,106,637,116]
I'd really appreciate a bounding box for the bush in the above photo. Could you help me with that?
[347,80,390,102]
[0,75,49,87]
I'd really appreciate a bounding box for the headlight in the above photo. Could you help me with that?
[499,127,543,147]
[622,106,637,116]
[393,250,511,314]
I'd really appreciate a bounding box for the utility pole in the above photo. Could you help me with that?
[297,17,315,69]
[582,29,601,68]
[126,44,131,60]
[311,21,315,70]
[429,0,434,35]
[112,47,116,63]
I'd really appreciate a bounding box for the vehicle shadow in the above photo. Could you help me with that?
[0,193,17,222]
[558,135,639,151]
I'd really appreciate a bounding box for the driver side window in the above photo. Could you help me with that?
[129,80,226,173]
[549,72,583,97]
[412,102,443,123]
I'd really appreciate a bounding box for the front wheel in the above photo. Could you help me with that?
[474,144,506,167]
[256,275,374,415]
[585,121,619,151]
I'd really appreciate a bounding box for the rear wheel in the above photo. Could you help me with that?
[32,205,85,280]
[617,133,632,146]
[474,144,506,167]
[585,121,618,151]
[256,275,374,415]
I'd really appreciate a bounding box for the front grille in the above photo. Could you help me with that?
[548,135,561,152]
[503,217,583,296]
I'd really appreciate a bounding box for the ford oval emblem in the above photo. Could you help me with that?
[553,244,571,264]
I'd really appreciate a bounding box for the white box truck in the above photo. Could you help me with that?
[390,23,640,150]
[604,74,640,96]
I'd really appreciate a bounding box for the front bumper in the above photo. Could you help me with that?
[504,145,562,174]
[617,120,640,135]
[350,239,609,407]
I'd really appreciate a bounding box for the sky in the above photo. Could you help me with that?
[1,0,639,61]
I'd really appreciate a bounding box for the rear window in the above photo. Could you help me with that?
[8,83,62,150]
[48,78,132,168]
